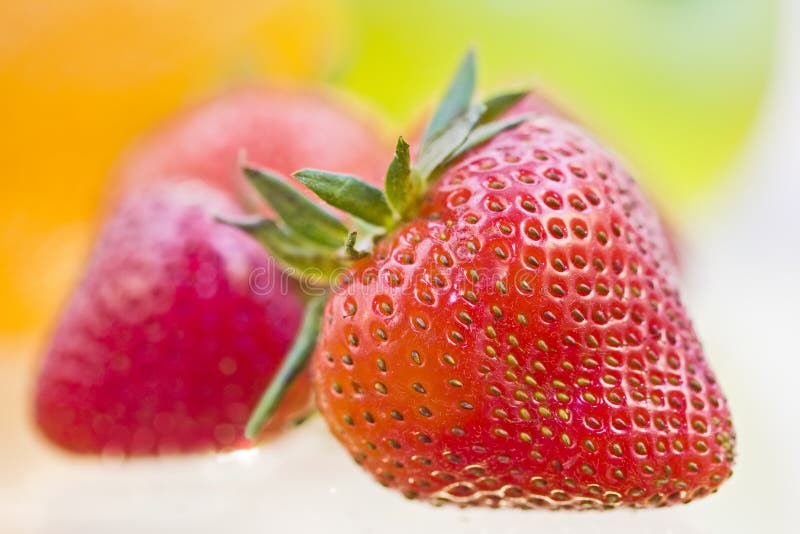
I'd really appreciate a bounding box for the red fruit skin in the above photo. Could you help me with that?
[510,92,568,118]
[35,183,310,455]
[312,111,733,507]
[115,86,389,207]
[512,93,682,268]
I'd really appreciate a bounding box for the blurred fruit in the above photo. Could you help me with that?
[0,0,349,335]
[34,183,312,455]
[116,85,389,210]
[340,0,777,205]
[33,82,390,454]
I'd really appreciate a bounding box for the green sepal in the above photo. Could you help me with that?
[219,214,336,251]
[221,216,345,282]
[233,50,528,288]
[420,49,476,147]
[344,231,369,260]
[479,89,529,124]
[220,217,296,253]
[293,169,394,228]
[245,297,327,440]
[385,136,417,221]
[244,166,348,248]
[416,102,486,179]
[445,114,530,165]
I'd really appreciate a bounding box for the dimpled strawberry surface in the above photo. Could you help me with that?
[311,107,734,508]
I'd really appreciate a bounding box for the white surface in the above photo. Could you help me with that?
[1,405,795,534]
[3,1,799,532]
[0,417,786,534]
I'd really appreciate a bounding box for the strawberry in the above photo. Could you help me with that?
[239,52,734,508]
[34,183,314,455]
[115,86,389,209]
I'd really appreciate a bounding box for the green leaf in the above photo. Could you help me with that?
[385,136,415,220]
[416,102,486,179]
[479,89,530,124]
[245,297,327,439]
[445,114,530,164]
[421,49,476,147]
[244,167,348,248]
[293,169,394,228]
[218,214,332,251]
[221,216,344,281]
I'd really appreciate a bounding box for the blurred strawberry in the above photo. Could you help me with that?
[34,86,389,456]
[116,86,389,211]
[35,183,310,455]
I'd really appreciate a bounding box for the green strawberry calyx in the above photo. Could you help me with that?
[226,50,531,439]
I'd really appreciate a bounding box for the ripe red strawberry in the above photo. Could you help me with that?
[35,183,312,455]
[115,86,389,209]
[241,53,734,508]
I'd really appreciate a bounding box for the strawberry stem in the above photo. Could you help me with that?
[244,296,327,440]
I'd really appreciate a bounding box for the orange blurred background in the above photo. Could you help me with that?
[0,0,352,336]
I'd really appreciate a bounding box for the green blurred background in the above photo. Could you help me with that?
[0,0,778,338]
